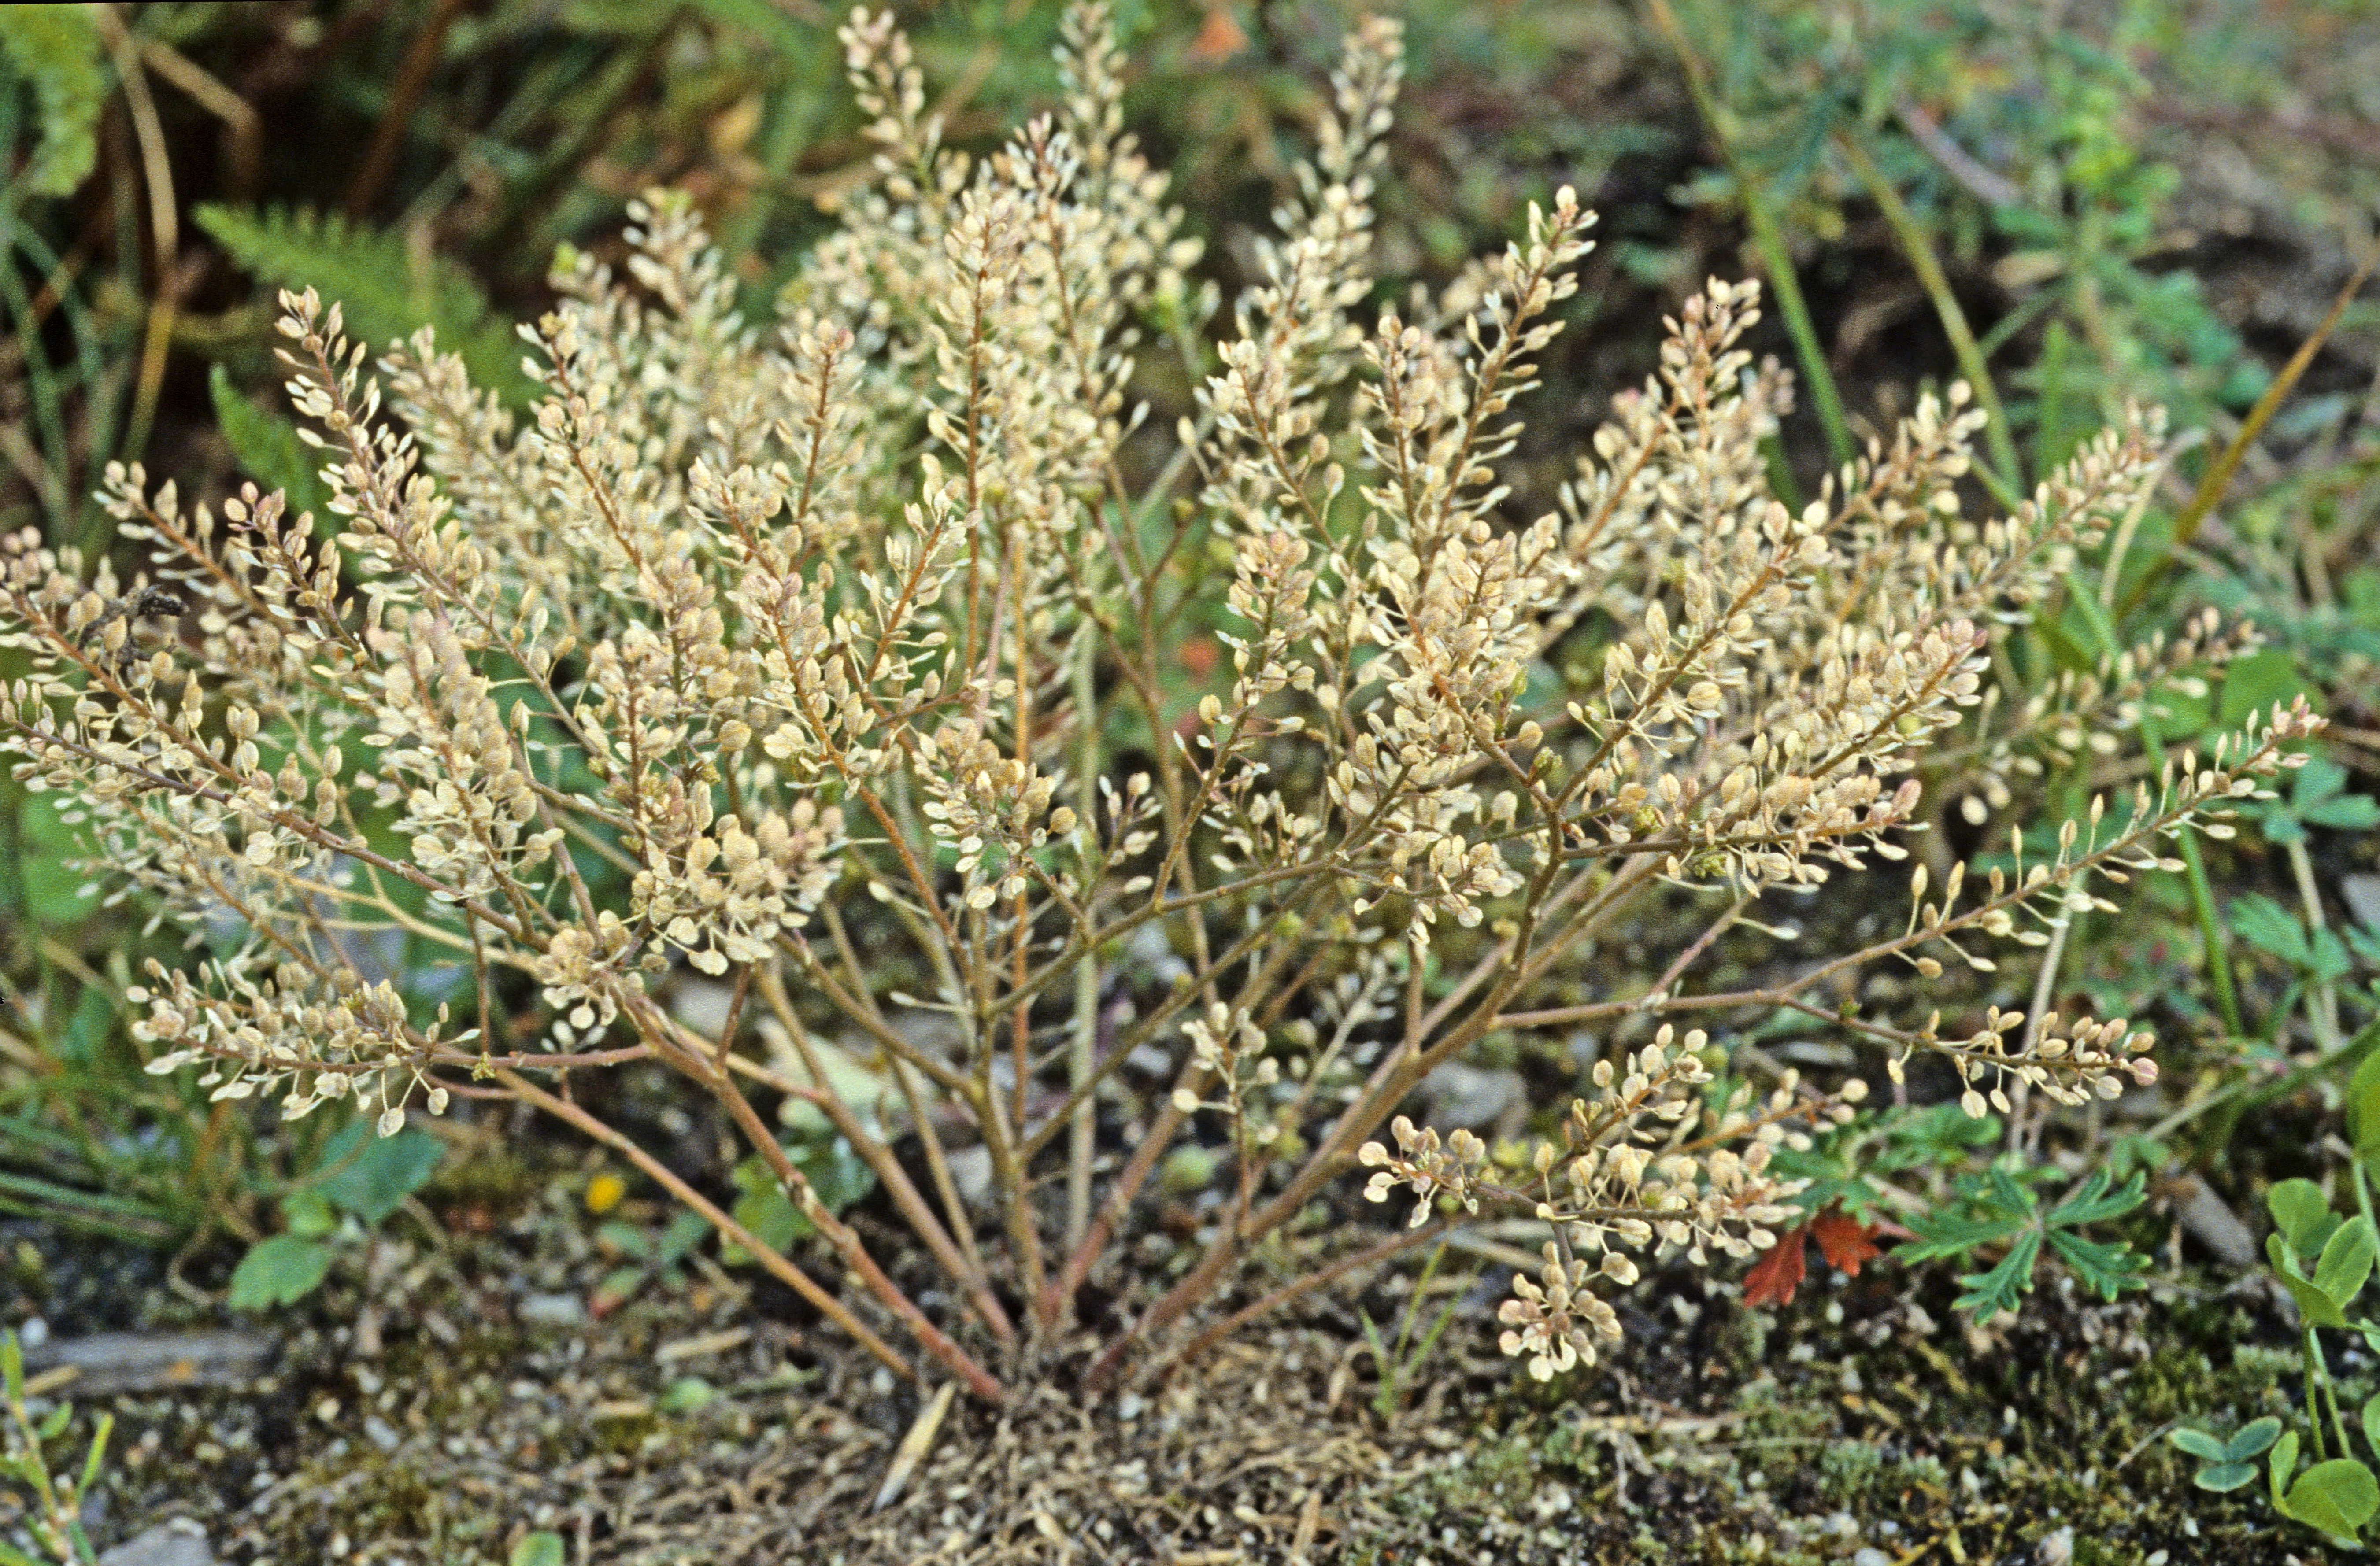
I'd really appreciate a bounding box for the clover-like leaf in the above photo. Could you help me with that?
[2195,1459,2259,1493]
[2272,1232,2351,1328]
[2269,1178,2340,1262]
[2230,1415,2284,1462]
[2317,1216,2379,1316]
[2279,1457,2380,1547]
[227,1234,334,1311]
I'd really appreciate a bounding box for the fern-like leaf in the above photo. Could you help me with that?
[0,7,107,198]
[195,204,533,406]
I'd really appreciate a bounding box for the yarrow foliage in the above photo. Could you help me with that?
[0,5,2317,1403]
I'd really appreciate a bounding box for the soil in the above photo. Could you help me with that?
[10,1146,2338,1566]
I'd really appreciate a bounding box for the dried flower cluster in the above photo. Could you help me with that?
[0,5,2317,1403]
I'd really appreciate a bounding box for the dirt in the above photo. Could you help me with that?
[8,1141,2340,1566]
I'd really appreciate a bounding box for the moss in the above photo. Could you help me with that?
[1466,1434,1547,1503]
[1893,1452,1947,1489]
[1817,1437,1883,1503]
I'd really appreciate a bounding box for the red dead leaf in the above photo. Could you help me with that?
[1810,1207,1885,1277]
[1186,5,1249,64]
[1742,1222,1810,1308]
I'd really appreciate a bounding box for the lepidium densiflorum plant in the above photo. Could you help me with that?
[0,6,2317,1405]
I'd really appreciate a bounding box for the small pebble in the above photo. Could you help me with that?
[517,1293,585,1328]
[1851,1550,1891,1566]
[96,1522,216,1566]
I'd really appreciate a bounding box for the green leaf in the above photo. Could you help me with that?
[2232,1415,2285,1462]
[2273,1428,2302,1508]
[2169,1426,2230,1462]
[0,7,107,198]
[2280,1458,2380,1547]
[281,1189,336,1240]
[1358,1307,1389,1369]
[208,364,329,521]
[1897,1200,2028,1263]
[2049,1169,2146,1227]
[654,1208,711,1268]
[2306,794,2380,831]
[2317,1216,2379,1315]
[1984,1162,2036,1219]
[724,1134,877,1264]
[679,0,811,51]
[227,1235,333,1310]
[2313,928,2356,985]
[2105,1133,2171,1182]
[728,1158,800,1258]
[316,1121,445,1226]
[2233,894,2315,968]
[2,1330,22,1404]
[2220,649,2313,728]
[2269,1178,2339,1261]
[78,1410,111,1496]
[600,1256,657,1304]
[509,1533,567,1566]
[2350,1053,2380,1159]
[658,1375,716,1414]
[2272,1232,2351,1328]
[794,1131,877,1214]
[2195,1459,2258,1492]
[2044,1229,2149,1302]
[2262,810,2309,846]
[1895,1213,2014,1262]
[195,205,534,406]
[2365,1397,2380,1463]
[15,794,96,927]
[596,1219,653,1259]
[2296,757,2352,808]
[1953,1228,2041,1317]
[51,983,111,1072]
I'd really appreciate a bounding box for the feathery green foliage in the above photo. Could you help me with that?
[196,204,534,407]
[0,7,107,201]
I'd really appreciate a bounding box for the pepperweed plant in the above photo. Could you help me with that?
[0,7,2317,1404]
